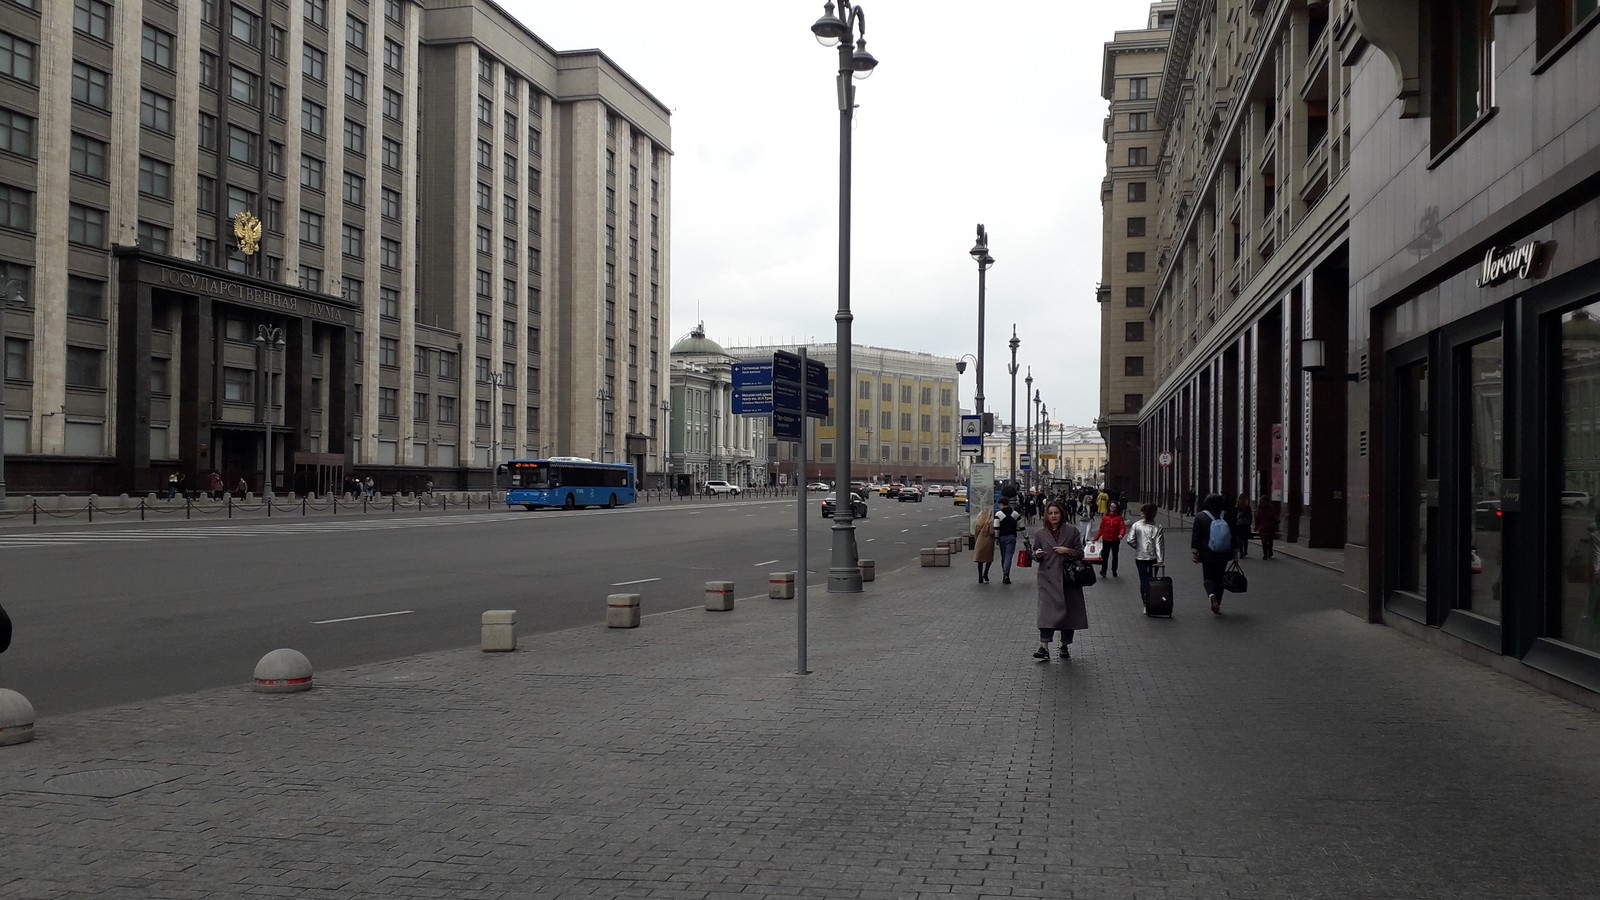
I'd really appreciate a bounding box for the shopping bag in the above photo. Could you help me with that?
[1083,540,1104,563]
[1017,548,1032,568]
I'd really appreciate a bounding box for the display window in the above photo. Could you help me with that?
[1554,302,1600,653]
[1463,335,1505,622]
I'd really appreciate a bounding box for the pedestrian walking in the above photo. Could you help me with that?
[207,471,224,501]
[363,476,375,499]
[1192,492,1235,615]
[1031,501,1088,660]
[1094,501,1127,577]
[1183,487,1197,517]
[972,507,996,584]
[994,494,1024,584]
[1254,494,1280,559]
[165,472,180,500]
[1096,489,1110,519]
[236,477,248,499]
[1232,493,1254,558]
[1126,503,1166,605]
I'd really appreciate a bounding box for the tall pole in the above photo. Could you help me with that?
[814,2,877,594]
[1024,369,1033,496]
[971,225,993,463]
[256,325,284,501]
[1007,326,1019,492]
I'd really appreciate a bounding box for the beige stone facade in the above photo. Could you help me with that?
[0,0,669,497]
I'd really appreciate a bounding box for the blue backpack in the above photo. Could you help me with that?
[1206,512,1233,554]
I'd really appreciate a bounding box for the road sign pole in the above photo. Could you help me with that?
[797,349,809,675]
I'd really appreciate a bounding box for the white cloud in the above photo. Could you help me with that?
[500,0,1159,427]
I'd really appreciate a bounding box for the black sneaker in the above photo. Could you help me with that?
[1059,646,1071,659]
[1003,576,1012,584]
[1032,647,1049,661]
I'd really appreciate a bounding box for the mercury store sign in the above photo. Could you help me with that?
[1475,240,1549,288]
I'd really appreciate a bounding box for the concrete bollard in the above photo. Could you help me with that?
[859,559,875,582]
[920,548,936,567]
[705,581,735,612]
[952,535,966,553]
[253,648,314,693]
[607,593,641,628]
[481,609,517,651]
[0,689,36,746]
[934,547,951,567]
[768,572,796,599]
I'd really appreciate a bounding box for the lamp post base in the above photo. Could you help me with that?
[826,517,863,593]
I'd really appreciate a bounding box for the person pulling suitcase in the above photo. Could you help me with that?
[1125,503,1169,614]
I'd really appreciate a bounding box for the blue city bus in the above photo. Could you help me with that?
[503,458,636,510]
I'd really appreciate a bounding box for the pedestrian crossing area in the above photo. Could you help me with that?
[0,511,520,550]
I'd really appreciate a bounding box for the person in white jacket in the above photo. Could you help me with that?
[1125,503,1166,606]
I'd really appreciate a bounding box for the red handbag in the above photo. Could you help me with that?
[1017,548,1032,568]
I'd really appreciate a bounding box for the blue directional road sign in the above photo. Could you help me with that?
[732,361,773,388]
[732,361,774,415]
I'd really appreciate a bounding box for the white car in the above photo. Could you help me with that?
[1560,490,1592,507]
[807,482,831,492]
[703,480,741,496]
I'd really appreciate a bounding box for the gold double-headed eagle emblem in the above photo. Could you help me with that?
[232,211,262,256]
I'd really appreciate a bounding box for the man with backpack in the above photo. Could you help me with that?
[994,494,1025,584]
[1191,492,1235,614]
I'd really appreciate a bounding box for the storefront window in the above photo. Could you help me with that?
[1397,361,1430,595]
[1464,336,1504,621]
[1557,305,1600,653]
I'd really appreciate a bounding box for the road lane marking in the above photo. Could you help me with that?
[753,559,780,566]
[313,610,414,624]
[611,577,662,586]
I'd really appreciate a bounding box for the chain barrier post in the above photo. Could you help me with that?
[185,497,191,520]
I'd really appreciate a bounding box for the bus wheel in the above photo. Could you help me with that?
[522,504,535,511]
[608,493,618,508]
[564,494,576,510]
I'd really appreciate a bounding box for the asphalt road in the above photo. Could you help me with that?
[0,493,972,717]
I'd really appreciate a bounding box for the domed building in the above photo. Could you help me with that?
[666,324,768,493]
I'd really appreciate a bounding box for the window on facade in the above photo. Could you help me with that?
[3,337,29,381]
[66,276,104,319]
[302,100,325,137]
[379,337,398,367]
[300,155,324,191]
[226,186,253,218]
[881,411,892,429]
[382,87,403,121]
[138,156,173,199]
[344,119,365,155]
[381,187,401,220]
[380,237,400,269]
[1127,217,1146,237]
[1128,77,1149,99]
[230,5,260,44]
[0,109,33,158]
[900,413,912,430]
[1537,0,1600,55]
[344,68,366,104]
[226,125,257,165]
[1126,252,1146,273]
[299,265,321,291]
[378,387,398,418]
[0,34,37,84]
[1124,356,1144,377]
[299,210,323,244]
[383,37,403,70]
[229,66,260,105]
[72,62,110,109]
[305,0,327,28]
[69,133,108,179]
[65,345,104,388]
[344,171,366,206]
[1128,146,1148,166]
[303,45,326,82]
[881,383,893,401]
[382,138,401,170]
[1125,322,1145,342]
[73,0,110,39]
[142,24,175,68]
[1122,394,1144,413]
[346,14,366,50]
[138,221,171,253]
[437,396,455,423]
[1127,286,1146,307]
[439,351,458,380]
[1128,111,1148,131]
[1430,0,1495,150]
[341,224,363,258]
[68,203,106,246]
[222,366,253,401]
[1128,181,1147,202]
[199,51,218,88]
[140,90,175,134]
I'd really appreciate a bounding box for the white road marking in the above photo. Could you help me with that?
[754,559,780,566]
[313,610,414,625]
[611,577,662,586]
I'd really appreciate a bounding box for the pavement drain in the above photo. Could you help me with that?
[41,767,178,798]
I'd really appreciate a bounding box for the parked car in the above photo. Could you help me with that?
[703,480,741,496]
[807,482,831,492]
[821,492,868,519]
[1474,500,1502,531]
[1560,490,1592,507]
[897,487,924,502]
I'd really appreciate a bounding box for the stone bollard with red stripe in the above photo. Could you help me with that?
[705,581,735,612]
[0,689,36,746]
[253,648,314,693]
[607,593,641,628]
[768,572,795,599]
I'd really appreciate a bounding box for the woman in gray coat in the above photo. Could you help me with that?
[1031,500,1089,660]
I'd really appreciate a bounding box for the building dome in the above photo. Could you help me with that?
[670,322,727,356]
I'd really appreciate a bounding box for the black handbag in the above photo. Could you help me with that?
[1222,559,1249,593]
[1064,559,1097,588]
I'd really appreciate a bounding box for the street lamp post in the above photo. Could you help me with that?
[488,371,506,496]
[970,224,994,462]
[1039,402,1049,487]
[812,1,878,594]
[1024,369,1034,495]
[659,399,671,490]
[596,386,612,463]
[255,325,285,501]
[1007,326,1019,493]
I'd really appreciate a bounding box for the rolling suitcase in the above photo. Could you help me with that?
[1144,566,1174,617]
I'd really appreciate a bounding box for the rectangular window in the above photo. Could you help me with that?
[65,345,104,388]
[378,387,398,418]
[229,66,260,105]
[137,221,171,253]
[67,276,104,318]
[299,210,323,244]
[346,14,366,50]
[341,276,361,304]
[140,90,175,134]
[1127,286,1146,307]
[1128,181,1147,202]
[0,109,34,157]
[302,100,325,137]
[1128,76,1149,99]
[3,336,29,381]
[383,38,403,70]
[1537,0,1600,55]
[1463,334,1504,621]
[225,185,253,218]
[1127,217,1146,237]
[301,155,325,191]
[138,156,173,199]
[1126,252,1146,273]
[344,67,366,104]
[74,0,111,39]
[881,383,893,401]
[149,357,170,395]
[380,237,400,269]
[1127,146,1148,166]
[1555,303,1600,651]
[381,287,401,318]
[1123,394,1144,413]
[227,125,258,165]
[342,171,364,205]
[379,337,399,367]
[142,24,175,69]
[341,224,363,258]
[1125,322,1145,342]
[413,392,428,422]
[199,51,218,88]
[268,84,285,119]
[1124,356,1144,377]
[881,411,892,429]
[477,95,493,125]
[439,351,458,379]
[303,45,326,82]
[382,87,403,120]
[414,345,429,373]
[299,265,322,291]
[68,203,106,246]
[222,366,253,401]
[475,399,490,427]
[1128,111,1149,131]
[306,0,327,28]
[270,25,286,61]
[381,138,401,169]
[1430,0,1495,150]
[0,34,37,84]
[437,396,455,423]
[344,119,365,154]
[230,5,261,45]
[381,187,401,220]
[72,62,110,109]
[386,0,403,25]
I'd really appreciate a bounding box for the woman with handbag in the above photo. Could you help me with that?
[1093,501,1127,577]
[972,508,996,584]
[1031,501,1089,661]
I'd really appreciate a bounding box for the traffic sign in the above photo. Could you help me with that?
[773,350,802,385]
[1158,450,1174,468]
[731,388,772,415]
[960,415,983,446]
[772,410,803,441]
[732,361,772,389]
[773,381,802,414]
[804,358,828,392]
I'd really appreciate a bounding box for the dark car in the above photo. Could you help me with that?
[897,487,923,502]
[936,484,955,497]
[822,492,868,519]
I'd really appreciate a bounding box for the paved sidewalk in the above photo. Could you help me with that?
[2,546,1598,899]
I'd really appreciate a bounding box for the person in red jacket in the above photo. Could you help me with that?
[1094,501,1128,577]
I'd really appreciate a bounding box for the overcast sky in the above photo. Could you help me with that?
[500,0,1162,428]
